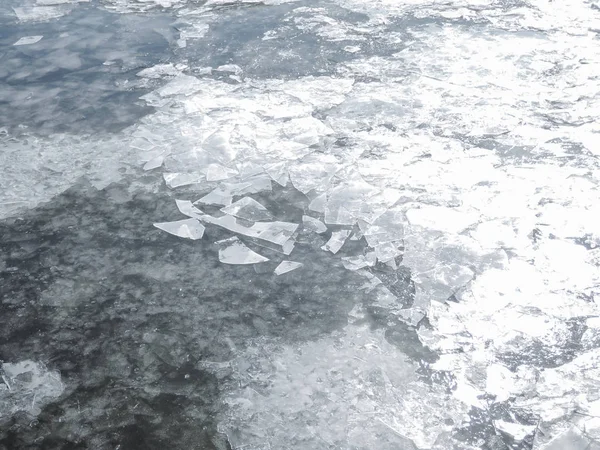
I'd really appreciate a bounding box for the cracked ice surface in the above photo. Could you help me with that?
[2,0,600,447]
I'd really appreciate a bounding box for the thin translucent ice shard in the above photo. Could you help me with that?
[341,252,376,271]
[308,193,327,213]
[195,188,233,206]
[188,206,299,250]
[206,164,238,182]
[221,197,274,222]
[153,218,205,240]
[163,173,204,188]
[274,261,303,275]
[265,163,289,187]
[302,215,327,234]
[175,199,204,219]
[321,230,351,254]
[13,36,43,46]
[216,237,269,265]
[374,241,403,263]
[143,155,164,171]
[202,130,237,164]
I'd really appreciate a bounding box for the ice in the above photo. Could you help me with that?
[0,360,64,418]
[274,261,303,275]
[195,188,233,206]
[13,36,44,46]
[216,237,269,265]
[206,164,238,182]
[136,63,182,79]
[321,229,351,254]
[308,192,327,213]
[341,252,376,271]
[220,197,273,222]
[143,155,164,171]
[265,162,289,186]
[302,215,327,234]
[153,218,205,240]
[175,199,204,219]
[163,173,204,188]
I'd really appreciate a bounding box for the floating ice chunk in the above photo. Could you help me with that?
[374,241,402,263]
[341,252,376,271]
[143,155,164,171]
[222,175,272,195]
[202,130,237,164]
[195,188,233,206]
[175,199,204,219]
[288,156,338,194]
[216,64,243,75]
[274,261,303,275]
[308,193,327,213]
[0,360,64,419]
[163,173,204,188]
[157,74,204,97]
[282,117,334,146]
[216,237,269,265]
[221,197,273,222]
[364,209,405,247]
[13,36,43,46]
[494,420,536,441]
[153,218,205,240]
[206,163,238,181]
[236,161,265,180]
[136,63,181,79]
[302,215,327,233]
[265,162,289,186]
[321,229,351,254]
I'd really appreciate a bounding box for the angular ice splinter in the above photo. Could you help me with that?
[163,172,204,188]
[195,188,233,206]
[221,197,273,222]
[206,163,238,182]
[274,261,303,275]
[216,237,269,265]
[153,218,205,240]
[341,252,376,271]
[13,36,43,46]
[302,215,327,234]
[175,199,204,219]
[143,155,164,171]
[321,230,351,254]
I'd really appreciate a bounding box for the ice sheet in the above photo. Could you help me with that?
[13,36,43,45]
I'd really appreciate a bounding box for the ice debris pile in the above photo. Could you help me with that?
[137,0,600,445]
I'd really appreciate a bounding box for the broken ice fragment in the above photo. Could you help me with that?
[163,173,204,188]
[206,163,238,182]
[274,261,303,275]
[175,199,204,219]
[321,230,351,254]
[13,36,43,46]
[143,155,164,171]
[302,215,327,234]
[216,237,269,265]
[308,193,327,213]
[341,252,376,271]
[265,163,289,187]
[195,188,233,206]
[221,197,273,222]
[153,218,205,240]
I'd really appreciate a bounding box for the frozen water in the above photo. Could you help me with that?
[321,229,351,254]
[220,197,273,222]
[0,360,64,418]
[274,260,303,275]
[216,237,269,265]
[153,218,205,240]
[302,215,327,234]
[3,0,600,447]
[13,35,43,45]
